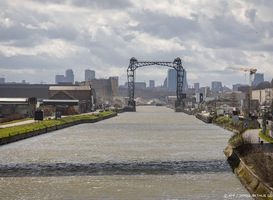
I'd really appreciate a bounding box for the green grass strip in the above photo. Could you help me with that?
[259,130,273,144]
[0,111,115,139]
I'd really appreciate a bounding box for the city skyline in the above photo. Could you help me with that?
[0,1,273,87]
[1,68,269,91]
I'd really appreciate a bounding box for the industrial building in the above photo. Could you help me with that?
[252,88,273,106]
[48,85,95,113]
[0,97,36,118]
[90,78,118,100]
[0,83,52,99]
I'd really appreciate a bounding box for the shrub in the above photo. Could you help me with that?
[0,114,25,124]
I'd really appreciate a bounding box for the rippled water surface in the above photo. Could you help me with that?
[0,106,251,199]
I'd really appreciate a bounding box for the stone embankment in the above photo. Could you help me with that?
[0,112,117,146]
[225,145,273,199]
[194,113,273,198]
[213,118,273,199]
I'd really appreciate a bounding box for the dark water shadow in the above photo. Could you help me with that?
[0,160,233,177]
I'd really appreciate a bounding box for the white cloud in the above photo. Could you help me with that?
[0,0,272,87]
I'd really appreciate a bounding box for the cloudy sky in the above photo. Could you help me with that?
[0,0,273,88]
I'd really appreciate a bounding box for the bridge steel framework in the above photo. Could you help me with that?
[127,57,186,111]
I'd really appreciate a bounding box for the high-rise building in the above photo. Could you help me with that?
[205,86,211,97]
[183,70,188,93]
[167,69,176,90]
[167,69,188,92]
[85,69,95,81]
[65,69,74,84]
[0,77,5,84]
[211,81,222,93]
[149,80,155,89]
[55,75,65,84]
[194,83,200,93]
[163,77,167,88]
[233,84,245,91]
[253,73,264,86]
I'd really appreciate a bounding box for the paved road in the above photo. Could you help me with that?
[243,129,268,144]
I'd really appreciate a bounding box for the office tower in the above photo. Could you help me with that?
[183,70,188,93]
[149,80,155,88]
[0,77,5,84]
[65,69,74,84]
[211,81,222,93]
[253,73,264,86]
[85,69,95,81]
[233,84,244,91]
[55,75,65,84]
[194,83,200,93]
[167,69,177,90]
[167,69,188,92]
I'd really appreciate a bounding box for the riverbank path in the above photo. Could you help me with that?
[243,129,268,144]
[0,111,100,129]
[0,119,35,129]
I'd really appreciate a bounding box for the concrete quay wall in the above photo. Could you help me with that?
[225,146,273,199]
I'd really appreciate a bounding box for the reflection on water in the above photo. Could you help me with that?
[0,106,251,199]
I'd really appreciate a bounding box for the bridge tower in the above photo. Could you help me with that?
[127,57,186,111]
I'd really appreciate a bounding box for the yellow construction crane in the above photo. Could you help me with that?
[229,67,257,117]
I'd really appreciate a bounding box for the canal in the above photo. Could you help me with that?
[0,106,251,199]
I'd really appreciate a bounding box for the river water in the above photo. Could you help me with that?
[0,106,251,199]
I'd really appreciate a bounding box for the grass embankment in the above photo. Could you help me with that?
[0,111,115,139]
[214,116,246,134]
[259,129,273,144]
[235,144,273,189]
[0,118,33,126]
[223,117,273,194]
